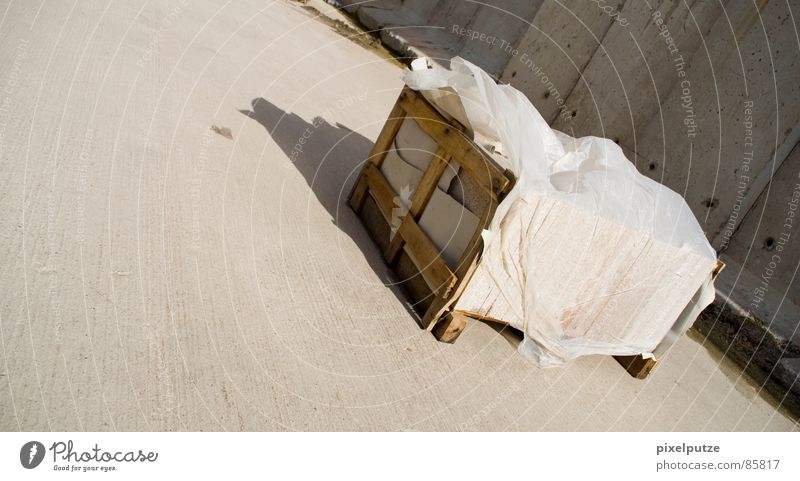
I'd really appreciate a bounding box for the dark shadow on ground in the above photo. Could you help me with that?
[239,97,421,319]
[485,320,523,349]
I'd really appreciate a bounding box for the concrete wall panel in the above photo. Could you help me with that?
[457,0,544,77]
[550,0,724,151]
[631,0,800,242]
[723,142,800,306]
[499,0,617,123]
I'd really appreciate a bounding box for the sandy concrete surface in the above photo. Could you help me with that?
[0,0,797,431]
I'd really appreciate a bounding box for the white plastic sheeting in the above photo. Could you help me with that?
[403,58,718,367]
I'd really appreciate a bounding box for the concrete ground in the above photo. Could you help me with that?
[0,0,797,431]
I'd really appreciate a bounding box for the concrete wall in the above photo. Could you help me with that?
[723,142,800,311]
[499,0,617,123]
[456,0,543,75]
[340,0,539,76]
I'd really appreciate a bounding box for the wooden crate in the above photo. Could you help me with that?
[349,86,722,379]
[349,86,513,331]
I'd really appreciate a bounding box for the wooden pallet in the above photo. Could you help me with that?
[349,86,513,332]
[349,87,723,380]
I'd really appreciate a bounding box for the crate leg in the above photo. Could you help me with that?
[614,354,657,379]
[432,312,468,344]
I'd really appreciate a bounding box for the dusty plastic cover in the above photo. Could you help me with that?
[402,57,718,366]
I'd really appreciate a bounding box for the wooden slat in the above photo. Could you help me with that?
[422,191,499,330]
[396,215,458,299]
[369,89,409,169]
[348,90,408,212]
[362,164,396,222]
[384,147,451,264]
[395,249,436,316]
[454,309,507,326]
[361,162,458,301]
[398,90,511,196]
[361,163,458,298]
[407,148,453,218]
[348,175,371,213]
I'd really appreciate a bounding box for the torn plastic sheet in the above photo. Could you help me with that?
[403,57,717,367]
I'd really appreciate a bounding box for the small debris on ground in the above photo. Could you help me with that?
[211,125,233,139]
